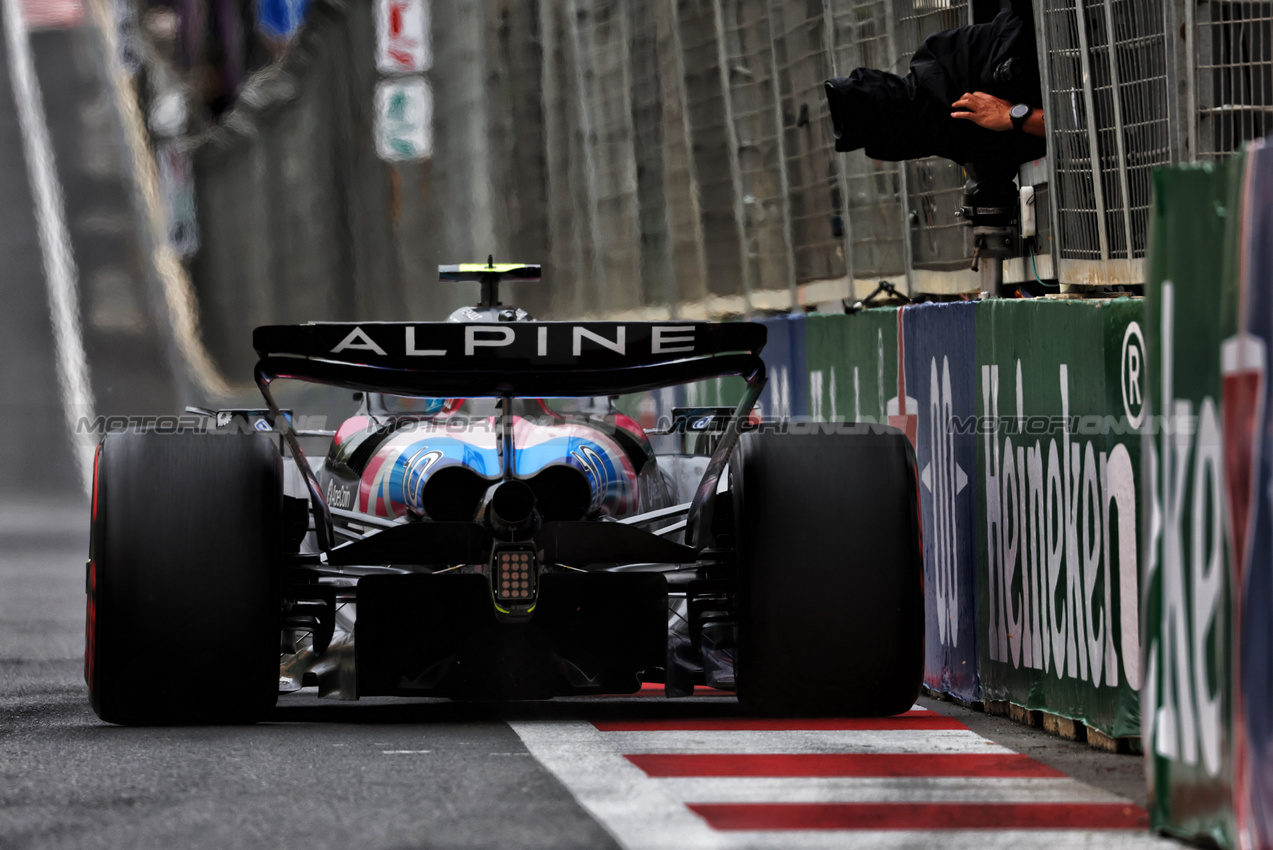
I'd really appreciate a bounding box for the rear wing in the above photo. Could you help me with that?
[253,321,767,397]
[253,319,768,556]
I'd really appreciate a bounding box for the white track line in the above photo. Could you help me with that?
[2,0,96,493]
[651,776,1126,805]
[509,719,728,850]
[596,729,1009,754]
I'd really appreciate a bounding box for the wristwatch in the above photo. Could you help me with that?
[1009,103,1033,132]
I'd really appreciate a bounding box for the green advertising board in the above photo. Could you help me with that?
[1142,162,1241,846]
[804,309,900,425]
[975,298,1143,738]
[680,375,746,410]
[617,362,745,427]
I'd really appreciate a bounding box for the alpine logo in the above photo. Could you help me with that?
[571,446,606,481]
[329,324,700,358]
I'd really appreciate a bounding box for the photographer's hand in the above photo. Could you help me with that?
[952,92,1045,137]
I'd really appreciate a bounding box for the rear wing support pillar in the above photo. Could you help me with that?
[684,361,766,549]
[256,365,335,554]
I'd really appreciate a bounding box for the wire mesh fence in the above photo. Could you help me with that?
[827,1,905,280]
[1041,0,1108,261]
[719,0,794,294]
[628,0,679,306]
[1107,0,1172,255]
[181,0,1273,326]
[573,0,643,313]
[1195,1,1273,160]
[895,0,968,272]
[677,0,749,299]
[770,1,847,285]
[1039,0,1173,270]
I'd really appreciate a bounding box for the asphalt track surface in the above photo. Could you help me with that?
[1,499,1187,850]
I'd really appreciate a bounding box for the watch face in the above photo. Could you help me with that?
[1010,103,1031,120]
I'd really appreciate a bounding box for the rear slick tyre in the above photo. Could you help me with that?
[733,425,923,717]
[86,431,283,725]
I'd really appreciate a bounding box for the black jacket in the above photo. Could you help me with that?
[824,9,1046,173]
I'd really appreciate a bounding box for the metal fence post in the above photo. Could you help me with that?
[882,0,916,295]
[565,0,610,313]
[1098,0,1135,259]
[1182,0,1197,163]
[1163,0,1195,163]
[1072,0,1111,262]
[1033,0,1063,269]
[821,0,857,301]
[660,0,710,308]
[719,0,798,305]
[710,0,755,315]
[763,2,799,309]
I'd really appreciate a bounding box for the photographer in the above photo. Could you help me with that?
[825,5,1045,172]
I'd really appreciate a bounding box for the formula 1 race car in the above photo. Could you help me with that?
[86,263,923,724]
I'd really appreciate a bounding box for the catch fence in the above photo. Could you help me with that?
[518,0,1273,314]
[183,0,1273,331]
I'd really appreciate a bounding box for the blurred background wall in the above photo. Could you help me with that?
[165,0,1273,338]
[112,0,1273,338]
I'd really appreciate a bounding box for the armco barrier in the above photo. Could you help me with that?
[902,303,980,703]
[975,298,1143,738]
[1144,161,1240,847]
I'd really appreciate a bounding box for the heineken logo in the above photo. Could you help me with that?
[981,359,1140,691]
[1144,282,1225,778]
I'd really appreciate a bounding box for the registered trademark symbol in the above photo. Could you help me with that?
[1122,322,1146,428]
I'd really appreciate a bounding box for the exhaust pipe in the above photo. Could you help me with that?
[484,479,538,540]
